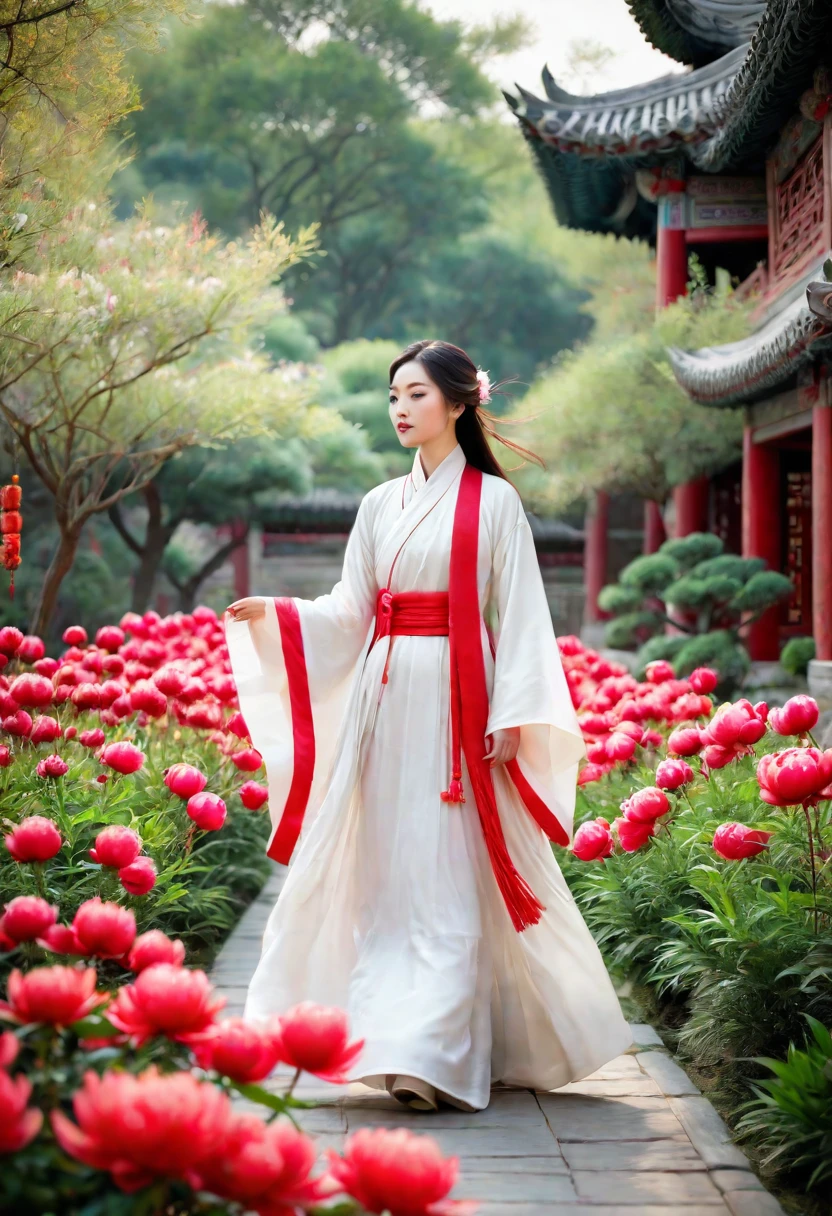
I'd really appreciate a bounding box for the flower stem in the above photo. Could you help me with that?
[285,1066,301,1099]
[801,802,819,933]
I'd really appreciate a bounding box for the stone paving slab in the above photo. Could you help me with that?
[210,867,785,1214]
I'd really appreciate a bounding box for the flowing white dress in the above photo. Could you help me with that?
[224,442,633,1110]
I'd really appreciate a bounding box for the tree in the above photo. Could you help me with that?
[0,201,317,634]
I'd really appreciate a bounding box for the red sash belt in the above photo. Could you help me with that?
[372,589,449,643]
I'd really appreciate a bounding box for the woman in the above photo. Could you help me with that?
[224,339,633,1113]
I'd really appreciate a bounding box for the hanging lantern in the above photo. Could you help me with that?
[1,475,22,600]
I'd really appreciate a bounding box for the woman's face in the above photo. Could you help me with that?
[388,360,463,449]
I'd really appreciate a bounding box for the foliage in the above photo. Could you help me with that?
[511,271,751,512]
[781,636,816,679]
[736,1016,832,1190]
[599,532,792,687]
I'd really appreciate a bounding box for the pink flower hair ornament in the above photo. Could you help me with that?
[475,369,491,404]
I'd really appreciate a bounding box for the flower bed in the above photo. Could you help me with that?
[0,610,471,1214]
[558,637,832,1200]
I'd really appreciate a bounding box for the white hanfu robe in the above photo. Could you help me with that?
[223,441,633,1111]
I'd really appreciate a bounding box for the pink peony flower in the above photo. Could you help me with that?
[239,780,269,810]
[50,1066,233,1192]
[327,1127,474,1216]
[106,963,225,1047]
[99,741,144,775]
[5,815,62,863]
[226,711,250,740]
[193,1017,282,1084]
[667,726,703,756]
[272,1002,363,1084]
[577,762,607,787]
[621,786,670,822]
[0,745,11,767]
[655,758,694,791]
[128,930,185,973]
[118,856,157,896]
[645,660,674,684]
[229,747,263,773]
[8,673,53,708]
[186,791,227,831]
[757,748,832,807]
[769,695,819,737]
[2,710,32,737]
[72,898,136,959]
[1,896,57,944]
[78,728,105,749]
[95,625,125,652]
[713,821,772,860]
[164,763,207,799]
[571,818,614,861]
[62,625,88,646]
[613,815,655,852]
[36,753,68,779]
[0,1068,43,1153]
[89,825,141,869]
[0,965,103,1026]
[688,667,718,695]
[30,715,62,745]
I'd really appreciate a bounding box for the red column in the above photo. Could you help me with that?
[813,403,832,660]
[656,223,688,309]
[673,476,710,537]
[584,490,609,624]
[742,426,781,660]
[643,500,666,553]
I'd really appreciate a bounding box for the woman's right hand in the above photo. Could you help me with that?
[226,597,266,622]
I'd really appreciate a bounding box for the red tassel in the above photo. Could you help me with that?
[441,775,465,804]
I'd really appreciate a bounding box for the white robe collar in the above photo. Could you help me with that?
[409,442,466,497]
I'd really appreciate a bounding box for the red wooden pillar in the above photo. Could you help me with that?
[673,476,710,537]
[643,500,666,553]
[812,402,832,660]
[584,490,609,624]
[656,225,688,309]
[742,426,781,660]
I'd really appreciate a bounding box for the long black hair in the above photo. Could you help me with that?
[388,340,545,482]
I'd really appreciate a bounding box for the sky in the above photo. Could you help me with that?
[425,0,681,97]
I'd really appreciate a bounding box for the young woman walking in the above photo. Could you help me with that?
[224,339,632,1113]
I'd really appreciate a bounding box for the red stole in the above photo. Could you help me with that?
[265,462,570,932]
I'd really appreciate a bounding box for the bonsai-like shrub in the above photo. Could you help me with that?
[599,532,793,687]
[781,636,816,678]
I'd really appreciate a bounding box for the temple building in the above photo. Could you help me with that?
[506,0,832,703]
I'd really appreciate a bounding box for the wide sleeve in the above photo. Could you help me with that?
[222,492,378,862]
[485,502,586,845]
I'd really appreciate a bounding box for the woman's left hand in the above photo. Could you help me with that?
[483,727,520,767]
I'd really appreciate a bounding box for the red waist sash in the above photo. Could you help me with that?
[372,589,449,643]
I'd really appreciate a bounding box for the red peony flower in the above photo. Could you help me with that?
[655,758,694,791]
[577,762,607,787]
[703,699,767,749]
[327,1127,475,1216]
[129,681,167,718]
[3,710,32,737]
[193,1016,283,1083]
[5,815,62,862]
[106,963,225,1046]
[36,753,68,779]
[667,726,703,756]
[50,1066,233,1192]
[70,683,102,712]
[186,790,227,831]
[226,710,250,740]
[1,896,57,943]
[8,673,54,708]
[769,695,819,738]
[571,818,613,861]
[0,626,23,656]
[0,745,11,767]
[605,732,637,763]
[239,780,269,810]
[37,923,85,955]
[128,930,185,973]
[164,763,207,799]
[30,715,62,745]
[0,1031,17,1068]
[0,965,103,1026]
[99,741,144,775]
[63,625,88,647]
[95,625,125,652]
[230,747,263,773]
[89,825,141,869]
[118,856,157,896]
[152,666,187,697]
[0,1068,43,1153]
[688,667,718,695]
[613,815,655,852]
[72,898,136,959]
[713,821,772,860]
[757,748,832,807]
[18,636,45,664]
[272,1002,363,1084]
[78,728,105,749]
[645,660,674,684]
[621,787,670,823]
[194,1112,334,1210]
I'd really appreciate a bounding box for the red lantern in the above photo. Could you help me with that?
[1,475,22,599]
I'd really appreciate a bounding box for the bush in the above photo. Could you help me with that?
[781,637,816,678]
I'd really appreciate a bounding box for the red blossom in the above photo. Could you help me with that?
[164,762,207,799]
[713,822,772,860]
[30,715,62,745]
[230,747,264,773]
[272,1002,363,1084]
[186,790,227,831]
[757,748,832,807]
[239,780,269,810]
[769,695,820,737]
[655,758,694,791]
[613,815,655,852]
[0,1068,43,1153]
[128,930,185,973]
[99,741,144,774]
[106,963,225,1046]
[72,898,136,959]
[118,856,157,896]
[688,667,718,694]
[667,726,703,756]
[5,815,62,862]
[1,896,57,943]
[0,965,103,1026]
[8,673,54,708]
[36,753,68,778]
[193,1016,283,1083]
[327,1127,475,1216]
[89,825,141,869]
[571,818,613,861]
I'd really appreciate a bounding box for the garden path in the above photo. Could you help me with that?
[211,869,786,1216]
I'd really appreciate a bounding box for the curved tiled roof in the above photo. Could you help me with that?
[668,285,832,406]
[627,0,767,66]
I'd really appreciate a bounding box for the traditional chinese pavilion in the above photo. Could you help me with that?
[506,0,832,702]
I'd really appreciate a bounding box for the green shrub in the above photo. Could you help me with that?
[604,610,664,649]
[598,584,643,615]
[660,532,724,567]
[619,554,679,594]
[731,570,794,613]
[736,1016,832,1190]
[781,637,816,678]
[672,630,750,688]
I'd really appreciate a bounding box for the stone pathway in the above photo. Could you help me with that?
[211,870,785,1215]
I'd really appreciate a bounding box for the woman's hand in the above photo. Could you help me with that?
[483,727,520,767]
[226,597,265,623]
